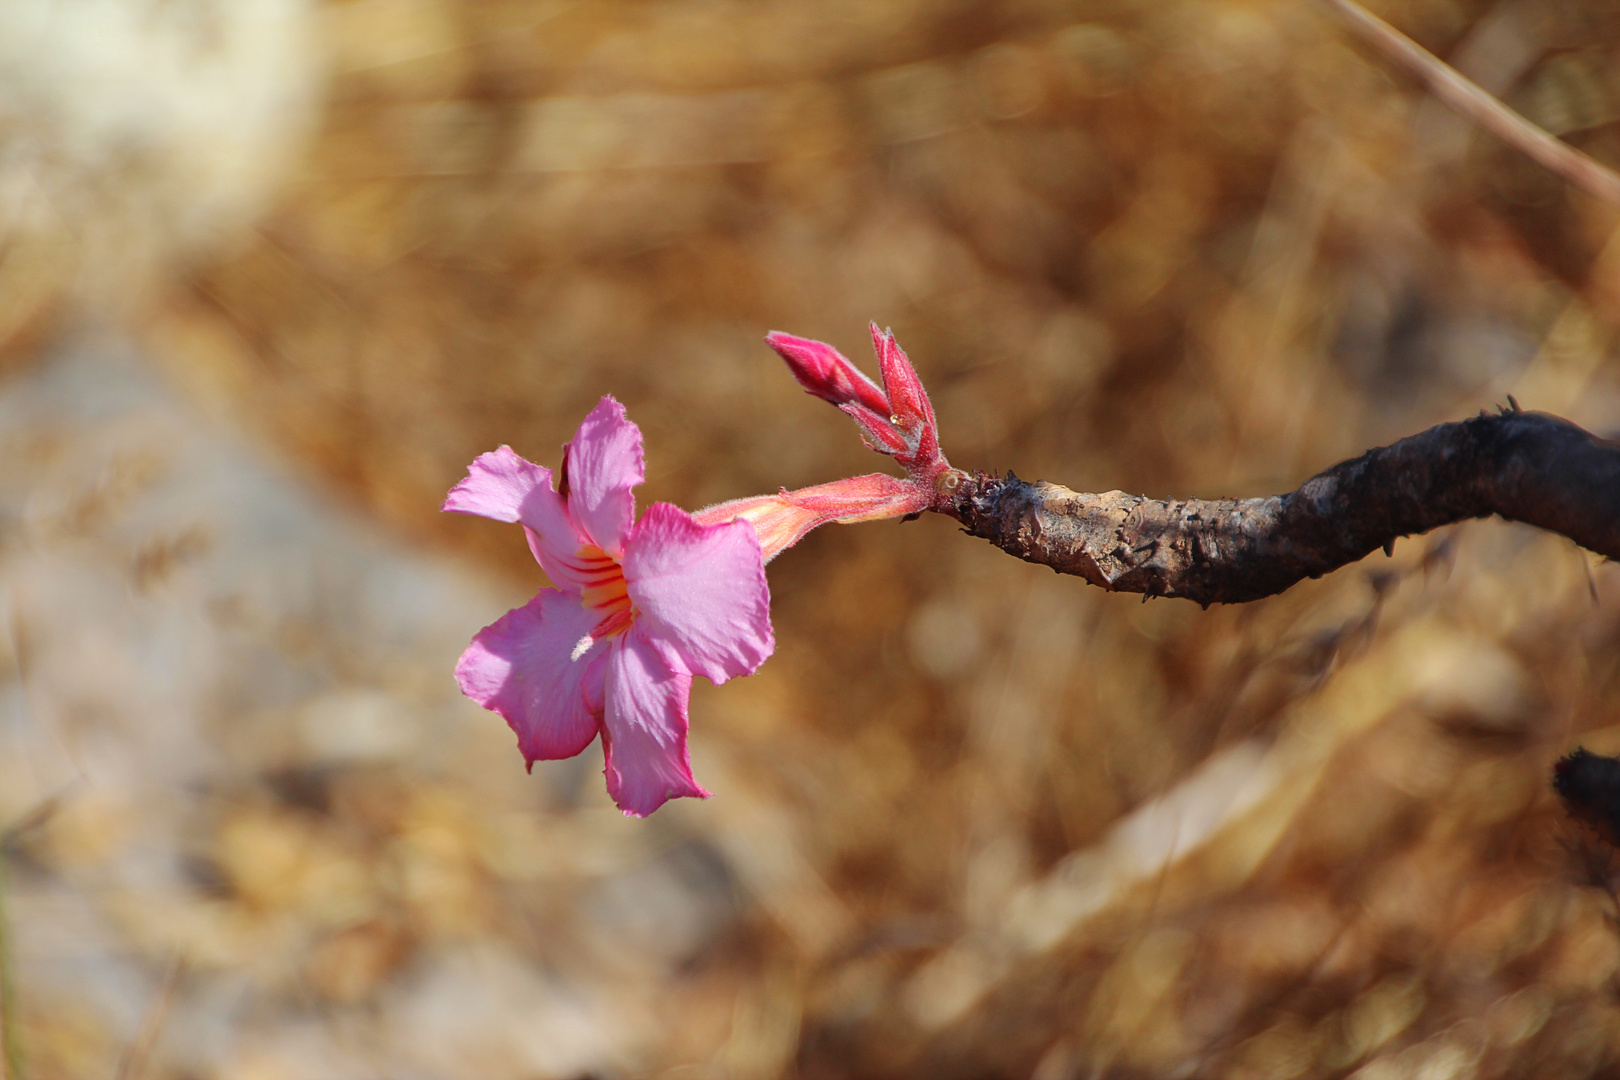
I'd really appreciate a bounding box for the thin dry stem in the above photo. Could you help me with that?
[113,956,182,1080]
[1314,0,1620,207]
[0,859,16,1080]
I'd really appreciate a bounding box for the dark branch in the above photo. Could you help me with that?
[944,409,1620,606]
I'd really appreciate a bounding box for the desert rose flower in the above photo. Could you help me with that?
[449,328,959,816]
[445,397,774,817]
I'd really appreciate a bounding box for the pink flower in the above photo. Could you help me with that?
[447,326,958,816]
[444,397,773,817]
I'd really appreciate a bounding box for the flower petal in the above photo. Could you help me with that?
[455,588,606,766]
[564,397,644,557]
[601,635,708,817]
[622,502,774,684]
[525,529,619,597]
[444,447,587,577]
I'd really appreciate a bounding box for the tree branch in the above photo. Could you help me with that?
[945,409,1620,606]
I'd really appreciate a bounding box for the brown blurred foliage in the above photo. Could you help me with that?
[5,0,1620,1077]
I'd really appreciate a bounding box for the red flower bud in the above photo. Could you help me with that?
[765,325,952,490]
[765,332,892,417]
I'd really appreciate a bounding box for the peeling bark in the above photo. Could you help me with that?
[945,409,1620,606]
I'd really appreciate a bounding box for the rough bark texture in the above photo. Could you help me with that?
[947,409,1620,606]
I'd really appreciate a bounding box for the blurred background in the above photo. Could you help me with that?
[1,0,1619,1076]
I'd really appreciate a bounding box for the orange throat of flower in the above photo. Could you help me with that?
[573,545,635,659]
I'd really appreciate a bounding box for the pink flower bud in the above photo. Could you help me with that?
[765,331,892,417]
[870,323,940,472]
[765,325,953,489]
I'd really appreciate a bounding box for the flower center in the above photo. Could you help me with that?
[571,544,635,659]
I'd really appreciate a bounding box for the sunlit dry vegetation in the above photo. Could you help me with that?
[1,0,1619,1076]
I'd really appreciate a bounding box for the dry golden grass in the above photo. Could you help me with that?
[3,0,1620,1077]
